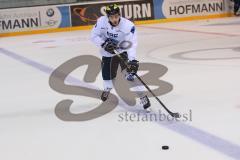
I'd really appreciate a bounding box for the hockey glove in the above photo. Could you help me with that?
[101,39,118,54]
[127,60,139,74]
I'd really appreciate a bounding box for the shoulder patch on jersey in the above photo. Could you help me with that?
[130,26,135,34]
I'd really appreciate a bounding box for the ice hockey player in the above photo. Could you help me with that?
[90,4,151,110]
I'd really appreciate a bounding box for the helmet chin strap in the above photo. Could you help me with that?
[108,17,121,27]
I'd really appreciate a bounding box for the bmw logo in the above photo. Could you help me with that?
[46,8,55,17]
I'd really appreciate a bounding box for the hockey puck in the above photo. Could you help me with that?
[162,145,169,150]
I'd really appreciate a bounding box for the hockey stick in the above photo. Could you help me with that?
[113,49,180,118]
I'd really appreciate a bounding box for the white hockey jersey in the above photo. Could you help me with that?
[90,16,137,60]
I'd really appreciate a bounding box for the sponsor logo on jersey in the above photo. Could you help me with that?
[107,31,118,38]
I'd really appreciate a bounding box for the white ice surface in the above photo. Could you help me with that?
[0,17,240,160]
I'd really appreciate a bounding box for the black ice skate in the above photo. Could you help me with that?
[101,90,110,101]
[140,95,151,109]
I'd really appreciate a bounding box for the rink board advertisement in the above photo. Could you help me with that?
[0,6,70,33]
[0,0,231,37]
[153,0,229,19]
[70,0,154,26]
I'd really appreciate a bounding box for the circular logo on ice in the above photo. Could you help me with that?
[46,8,55,17]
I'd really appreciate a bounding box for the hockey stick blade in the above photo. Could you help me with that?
[170,112,180,118]
[113,49,180,118]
